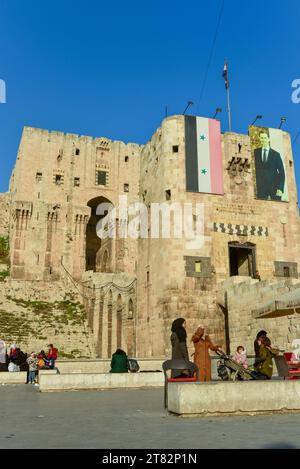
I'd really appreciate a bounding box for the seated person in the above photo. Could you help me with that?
[37,350,51,370]
[254,336,279,379]
[110,349,129,373]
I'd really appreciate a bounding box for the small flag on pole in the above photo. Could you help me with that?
[222,62,229,89]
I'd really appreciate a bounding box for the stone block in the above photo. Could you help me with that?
[167,380,300,415]
[39,371,164,392]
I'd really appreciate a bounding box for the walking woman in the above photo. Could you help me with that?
[170,318,189,378]
[192,326,221,382]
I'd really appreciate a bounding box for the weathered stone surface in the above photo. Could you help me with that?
[39,371,164,392]
[168,380,300,415]
[1,115,300,359]
[0,372,27,384]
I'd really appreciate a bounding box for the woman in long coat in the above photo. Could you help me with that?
[170,318,189,378]
[192,326,221,382]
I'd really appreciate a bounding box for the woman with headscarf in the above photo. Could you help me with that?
[192,326,221,382]
[254,336,279,379]
[254,330,267,358]
[170,318,189,378]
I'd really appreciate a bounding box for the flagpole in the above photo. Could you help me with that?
[227,85,232,132]
[223,61,232,132]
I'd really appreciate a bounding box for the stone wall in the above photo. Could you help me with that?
[5,115,300,359]
[218,276,300,354]
[0,193,9,237]
[0,279,95,358]
[136,115,300,357]
[81,271,137,359]
[9,127,141,281]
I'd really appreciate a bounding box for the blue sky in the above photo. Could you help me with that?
[0,0,300,193]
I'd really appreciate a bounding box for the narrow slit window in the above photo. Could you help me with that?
[55,175,63,185]
[195,261,202,273]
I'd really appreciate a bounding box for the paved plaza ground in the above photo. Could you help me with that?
[0,385,299,449]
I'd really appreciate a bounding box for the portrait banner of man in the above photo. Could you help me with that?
[249,125,288,202]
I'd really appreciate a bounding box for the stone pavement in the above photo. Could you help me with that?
[0,385,299,449]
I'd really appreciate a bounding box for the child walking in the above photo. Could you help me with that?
[27,352,38,384]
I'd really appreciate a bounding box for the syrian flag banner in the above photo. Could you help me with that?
[185,116,224,194]
[222,62,229,89]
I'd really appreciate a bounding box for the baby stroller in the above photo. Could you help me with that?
[216,350,261,381]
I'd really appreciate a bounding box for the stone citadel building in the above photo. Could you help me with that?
[1,114,300,359]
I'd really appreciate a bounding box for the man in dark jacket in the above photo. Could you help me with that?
[254,131,285,201]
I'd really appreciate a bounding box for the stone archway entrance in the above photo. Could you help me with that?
[85,196,113,272]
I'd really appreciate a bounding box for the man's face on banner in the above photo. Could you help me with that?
[259,132,270,149]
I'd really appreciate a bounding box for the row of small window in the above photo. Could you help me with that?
[56,149,131,161]
[36,171,129,191]
[36,173,81,187]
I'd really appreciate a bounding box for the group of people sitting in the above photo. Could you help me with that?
[171,319,280,381]
[0,341,58,384]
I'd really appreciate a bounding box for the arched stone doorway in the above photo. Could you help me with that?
[127,298,136,356]
[85,196,113,272]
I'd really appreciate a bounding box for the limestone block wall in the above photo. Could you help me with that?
[81,271,137,359]
[9,127,141,281]
[222,277,300,354]
[137,115,300,357]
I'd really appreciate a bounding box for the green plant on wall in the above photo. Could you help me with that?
[0,271,9,282]
[0,236,9,265]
